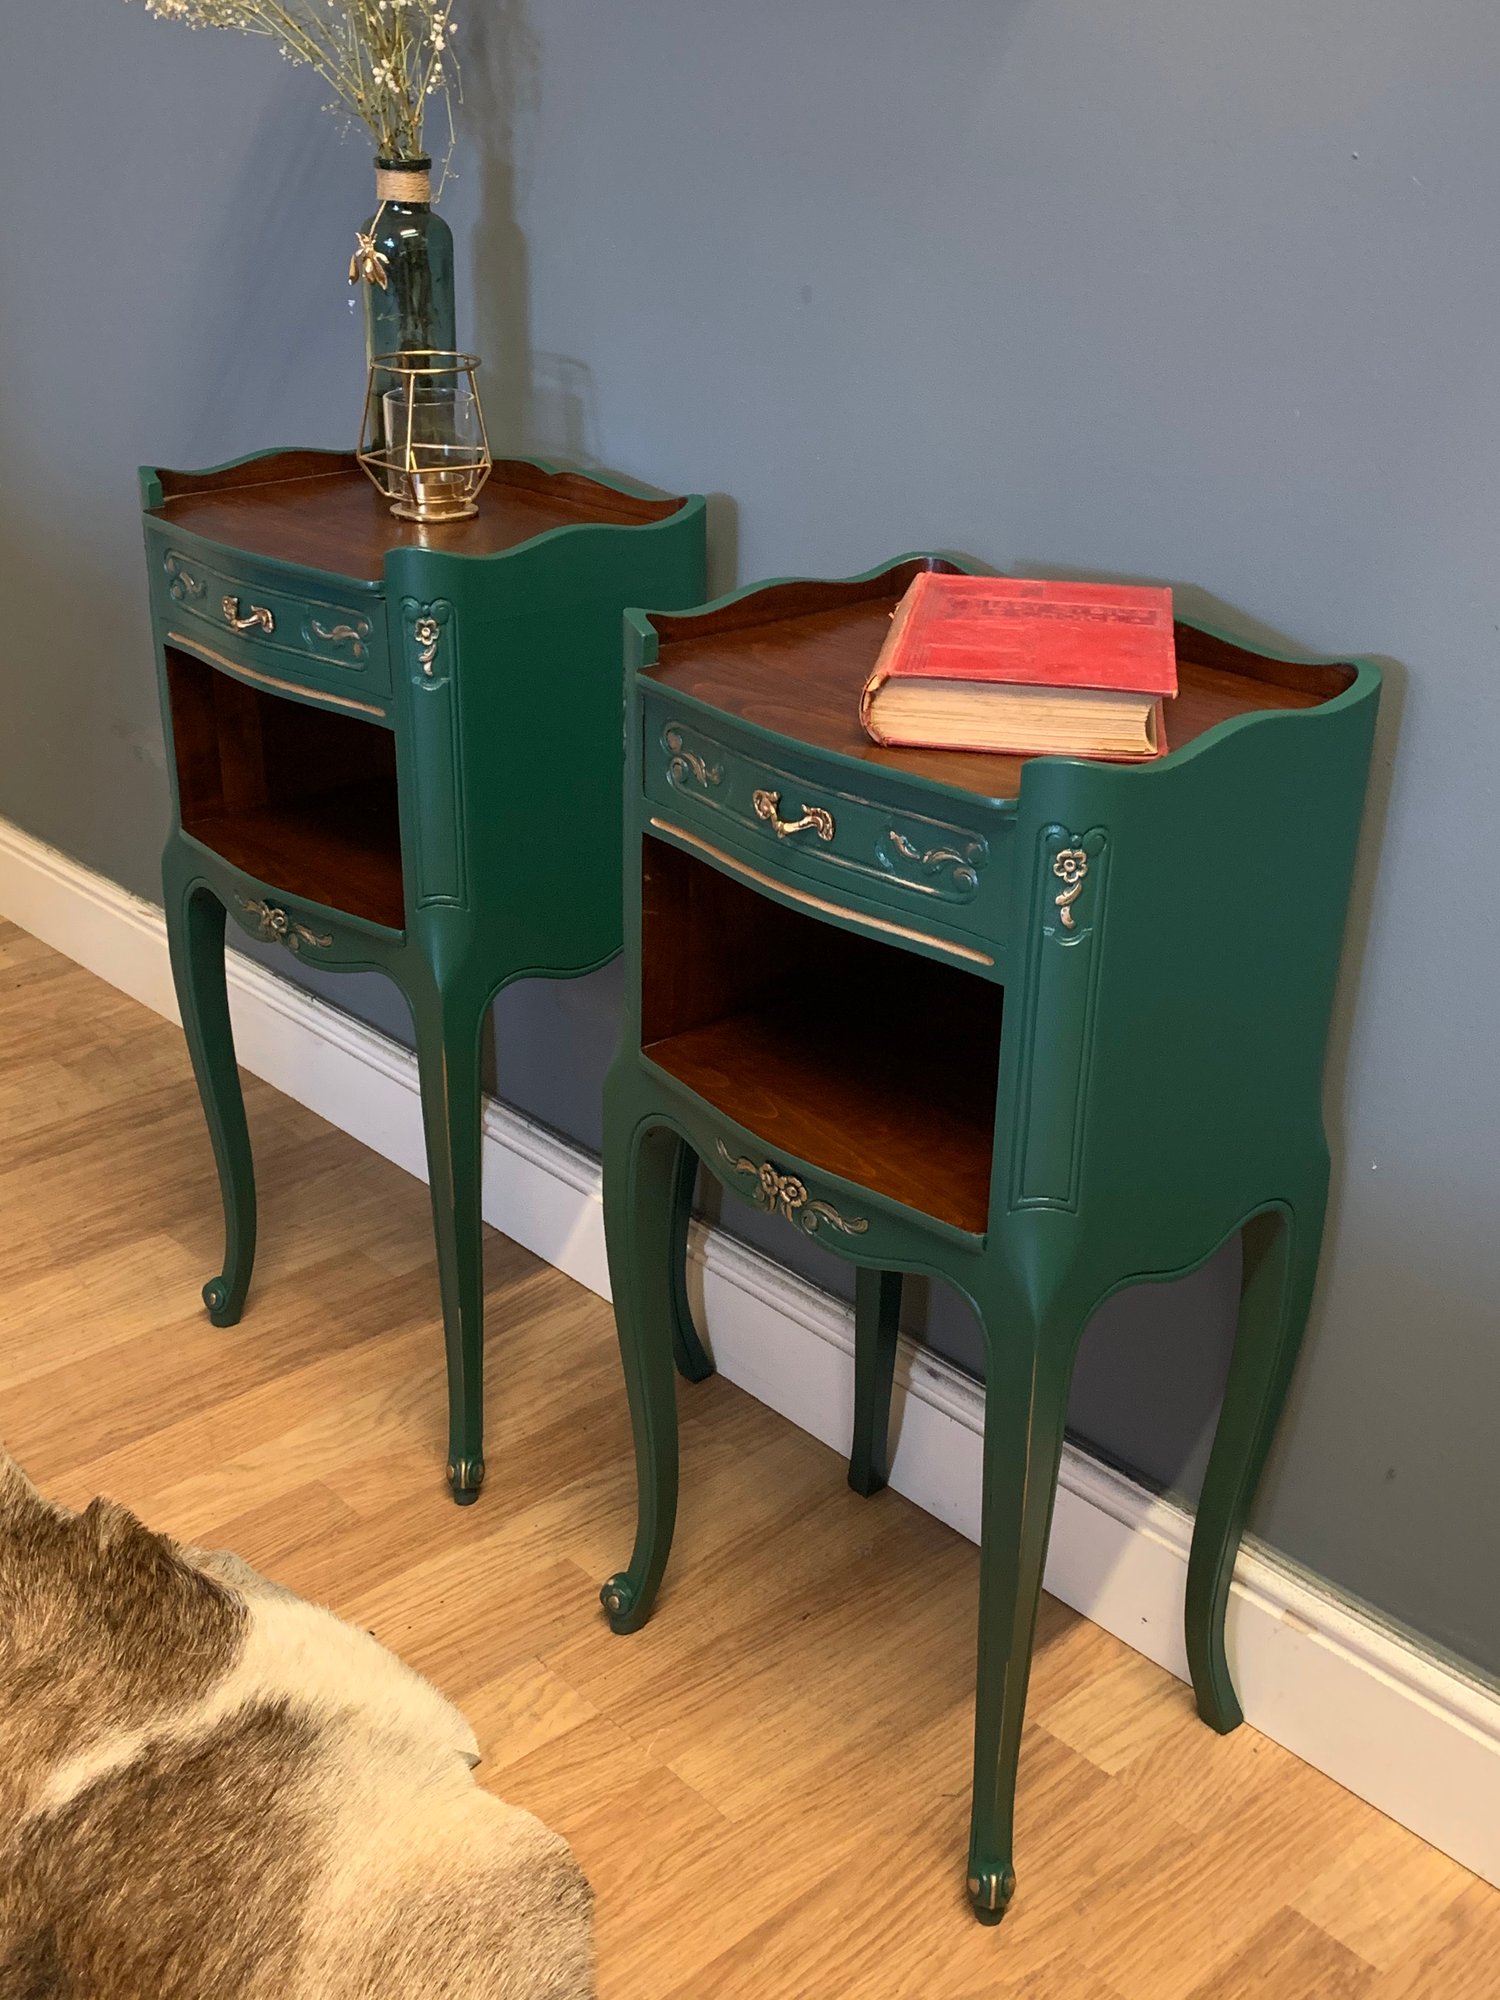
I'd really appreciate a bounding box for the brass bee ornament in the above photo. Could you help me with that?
[348,230,390,290]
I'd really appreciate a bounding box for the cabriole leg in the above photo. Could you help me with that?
[966,1271,1078,1925]
[600,1097,684,1635]
[667,1139,716,1384]
[1186,1186,1327,1731]
[409,972,490,1505]
[162,848,256,1327]
[848,1267,902,1496]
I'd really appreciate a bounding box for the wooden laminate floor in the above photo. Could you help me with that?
[2,917,1495,1998]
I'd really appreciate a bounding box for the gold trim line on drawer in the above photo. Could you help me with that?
[166,635,387,718]
[647,817,996,967]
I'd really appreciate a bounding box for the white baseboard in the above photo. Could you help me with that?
[4,813,1497,1886]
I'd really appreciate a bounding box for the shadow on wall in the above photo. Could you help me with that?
[996,562,1409,1507]
[676,566,1404,1513]
[690,1167,1244,1505]
[460,0,740,597]
[464,0,548,456]
[1012,562,1408,1210]
[236,543,1406,1524]
[262,11,1404,1534]
[0,40,372,901]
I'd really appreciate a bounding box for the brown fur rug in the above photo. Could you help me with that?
[0,1451,594,1999]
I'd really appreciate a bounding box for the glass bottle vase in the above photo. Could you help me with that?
[358,156,456,448]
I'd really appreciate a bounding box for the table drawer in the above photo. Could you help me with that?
[641,697,1011,958]
[153,538,390,699]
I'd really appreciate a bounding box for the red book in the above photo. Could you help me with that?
[860,574,1177,761]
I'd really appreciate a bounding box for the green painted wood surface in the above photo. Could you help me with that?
[639,693,1011,963]
[601,558,1381,1923]
[144,447,707,1503]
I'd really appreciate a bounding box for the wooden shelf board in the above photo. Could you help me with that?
[644,993,998,1234]
[183,778,404,931]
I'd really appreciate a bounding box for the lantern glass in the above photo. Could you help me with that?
[358,350,493,522]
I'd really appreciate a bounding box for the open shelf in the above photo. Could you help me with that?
[166,646,404,928]
[640,836,1002,1232]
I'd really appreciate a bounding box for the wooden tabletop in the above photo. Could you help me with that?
[149,450,688,582]
[645,564,1356,803]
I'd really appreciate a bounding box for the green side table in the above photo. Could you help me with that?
[597,558,1380,1921]
[140,447,706,1503]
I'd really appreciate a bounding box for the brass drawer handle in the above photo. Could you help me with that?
[752,788,835,842]
[222,595,275,635]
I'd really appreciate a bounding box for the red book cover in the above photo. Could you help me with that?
[860,574,1177,759]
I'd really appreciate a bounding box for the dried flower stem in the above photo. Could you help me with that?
[128,1,460,169]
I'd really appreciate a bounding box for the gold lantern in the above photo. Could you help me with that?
[357,350,493,522]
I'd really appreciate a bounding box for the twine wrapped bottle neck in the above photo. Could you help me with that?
[376,162,432,205]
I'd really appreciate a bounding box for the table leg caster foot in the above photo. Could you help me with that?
[446,1458,485,1505]
[201,1277,242,1328]
[1194,1683,1244,1736]
[600,1573,648,1634]
[967,1866,1016,1926]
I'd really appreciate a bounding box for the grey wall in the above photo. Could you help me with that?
[2,1,1496,1677]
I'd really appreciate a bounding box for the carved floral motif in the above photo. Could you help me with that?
[715,1142,869,1237]
[883,826,987,898]
[663,725,722,791]
[413,616,442,676]
[306,614,371,661]
[238,898,332,954]
[404,597,454,684]
[162,551,204,605]
[1051,846,1090,930]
